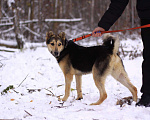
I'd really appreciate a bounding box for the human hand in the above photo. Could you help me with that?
[92,27,105,37]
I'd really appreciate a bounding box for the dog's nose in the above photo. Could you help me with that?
[54,52,58,56]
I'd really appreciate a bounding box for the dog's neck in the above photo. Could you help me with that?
[56,40,71,63]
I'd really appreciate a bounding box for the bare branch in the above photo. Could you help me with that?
[17,74,29,88]
[1,9,12,23]
[21,25,41,37]
[24,110,32,116]
[44,88,55,96]
[0,18,82,27]
[0,27,14,34]
[0,49,16,52]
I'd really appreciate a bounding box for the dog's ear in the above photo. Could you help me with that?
[46,31,54,44]
[58,32,68,47]
[58,32,65,40]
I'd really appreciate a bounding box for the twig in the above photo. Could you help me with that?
[17,74,29,88]
[0,26,14,34]
[21,25,41,37]
[0,63,2,67]
[54,106,67,108]
[44,88,55,96]
[0,49,16,52]
[24,110,32,116]
[13,89,19,94]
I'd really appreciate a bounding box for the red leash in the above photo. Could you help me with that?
[72,24,150,42]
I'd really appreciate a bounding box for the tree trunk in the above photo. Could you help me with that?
[38,0,42,40]
[30,0,34,42]
[53,0,60,34]
[131,0,134,28]
[0,0,1,18]
[91,0,94,29]
[13,0,24,49]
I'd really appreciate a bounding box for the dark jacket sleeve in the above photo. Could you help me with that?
[137,0,150,19]
[98,0,129,31]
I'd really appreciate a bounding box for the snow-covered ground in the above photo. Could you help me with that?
[0,37,150,120]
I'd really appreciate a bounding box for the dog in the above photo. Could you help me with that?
[46,31,137,105]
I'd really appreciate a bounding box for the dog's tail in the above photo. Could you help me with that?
[102,33,120,54]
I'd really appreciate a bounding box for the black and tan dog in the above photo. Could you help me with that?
[46,31,137,105]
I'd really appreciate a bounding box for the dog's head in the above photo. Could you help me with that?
[46,31,67,58]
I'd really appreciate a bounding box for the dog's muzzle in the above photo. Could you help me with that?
[52,51,60,58]
[54,52,58,56]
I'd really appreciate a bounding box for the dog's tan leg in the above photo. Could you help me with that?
[90,66,108,105]
[62,74,73,101]
[111,57,137,102]
[75,75,83,100]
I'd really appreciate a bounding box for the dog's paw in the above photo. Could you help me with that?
[61,96,68,101]
[57,96,67,102]
[76,97,83,100]
[90,102,100,105]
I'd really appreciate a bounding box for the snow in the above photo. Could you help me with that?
[7,0,15,7]
[0,38,150,120]
[0,39,17,46]
[45,18,82,22]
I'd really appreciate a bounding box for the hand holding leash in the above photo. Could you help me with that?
[92,27,105,37]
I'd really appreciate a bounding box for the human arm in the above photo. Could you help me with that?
[92,0,129,37]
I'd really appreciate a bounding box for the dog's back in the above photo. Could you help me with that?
[58,34,120,73]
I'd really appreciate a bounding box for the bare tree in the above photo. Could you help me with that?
[12,0,24,49]
[0,1,1,18]
[38,0,42,38]
[29,0,34,42]
[91,0,94,29]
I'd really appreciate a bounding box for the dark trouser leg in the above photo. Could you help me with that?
[141,19,150,94]
[136,19,150,107]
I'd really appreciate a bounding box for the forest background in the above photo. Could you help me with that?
[0,0,140,48]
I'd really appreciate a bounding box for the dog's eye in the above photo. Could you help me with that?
[58,43,62,46]
[50,43,54,46]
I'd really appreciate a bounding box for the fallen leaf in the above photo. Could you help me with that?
[9,91,12,93]
[10,99,15,101]
[71,88,76,92]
